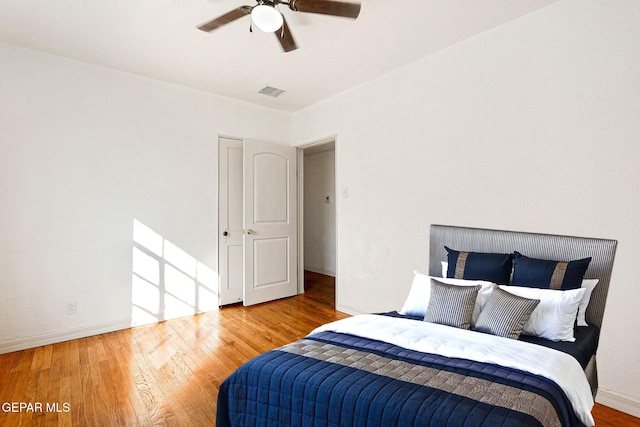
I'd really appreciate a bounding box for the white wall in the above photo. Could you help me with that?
[293,0,640,415]
[0,42,292,352]
[303,149,336,276]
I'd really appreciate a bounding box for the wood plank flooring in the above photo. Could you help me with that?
[1,271,638,426]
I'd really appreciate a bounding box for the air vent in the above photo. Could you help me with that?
[258,86,285,98]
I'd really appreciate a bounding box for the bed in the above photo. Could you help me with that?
[217,225,617,427]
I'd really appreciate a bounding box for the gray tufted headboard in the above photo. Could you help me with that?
[428,225,617,331]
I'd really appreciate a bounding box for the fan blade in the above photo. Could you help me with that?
[288,0,361,19]
[275,17,298,52]
[197,6,252,32]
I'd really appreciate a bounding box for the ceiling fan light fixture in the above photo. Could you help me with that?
[251,5,284,33]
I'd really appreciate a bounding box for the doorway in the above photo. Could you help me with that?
[218,136,298,306]
[301,140,336,308]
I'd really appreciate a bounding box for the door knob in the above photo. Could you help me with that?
[222,231,228,236]
[246,229,255,235]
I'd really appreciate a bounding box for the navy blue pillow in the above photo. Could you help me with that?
[511,251,591,290]
[445,246,513,284]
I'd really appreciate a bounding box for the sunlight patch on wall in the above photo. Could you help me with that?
[131,219,218,327]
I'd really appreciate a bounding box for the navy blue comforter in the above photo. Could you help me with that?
[217,331,585,427]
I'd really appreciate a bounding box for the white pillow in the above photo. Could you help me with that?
[499,285,586,342]
[399,271,432,317]
[400,271,495,326]
[577,279,599,327]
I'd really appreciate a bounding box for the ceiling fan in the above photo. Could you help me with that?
[197,0,361,52]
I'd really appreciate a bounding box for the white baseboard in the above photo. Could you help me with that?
[335,303,362,316]
[304,266,336,277]
[0,320,131,355]
[596,388,640,418]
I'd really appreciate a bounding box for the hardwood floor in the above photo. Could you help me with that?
[303,270,336,308]
[1,272,638,426]
[592,404,640,427]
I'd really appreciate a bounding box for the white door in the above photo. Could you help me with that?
[218,137,244,305]
[243,139,298,306]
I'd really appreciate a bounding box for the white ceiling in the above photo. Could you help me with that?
[0,0,558,112]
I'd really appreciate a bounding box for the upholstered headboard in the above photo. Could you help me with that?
[428,225,617,329]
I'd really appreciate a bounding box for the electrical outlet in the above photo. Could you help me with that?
[65,301,77,315]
